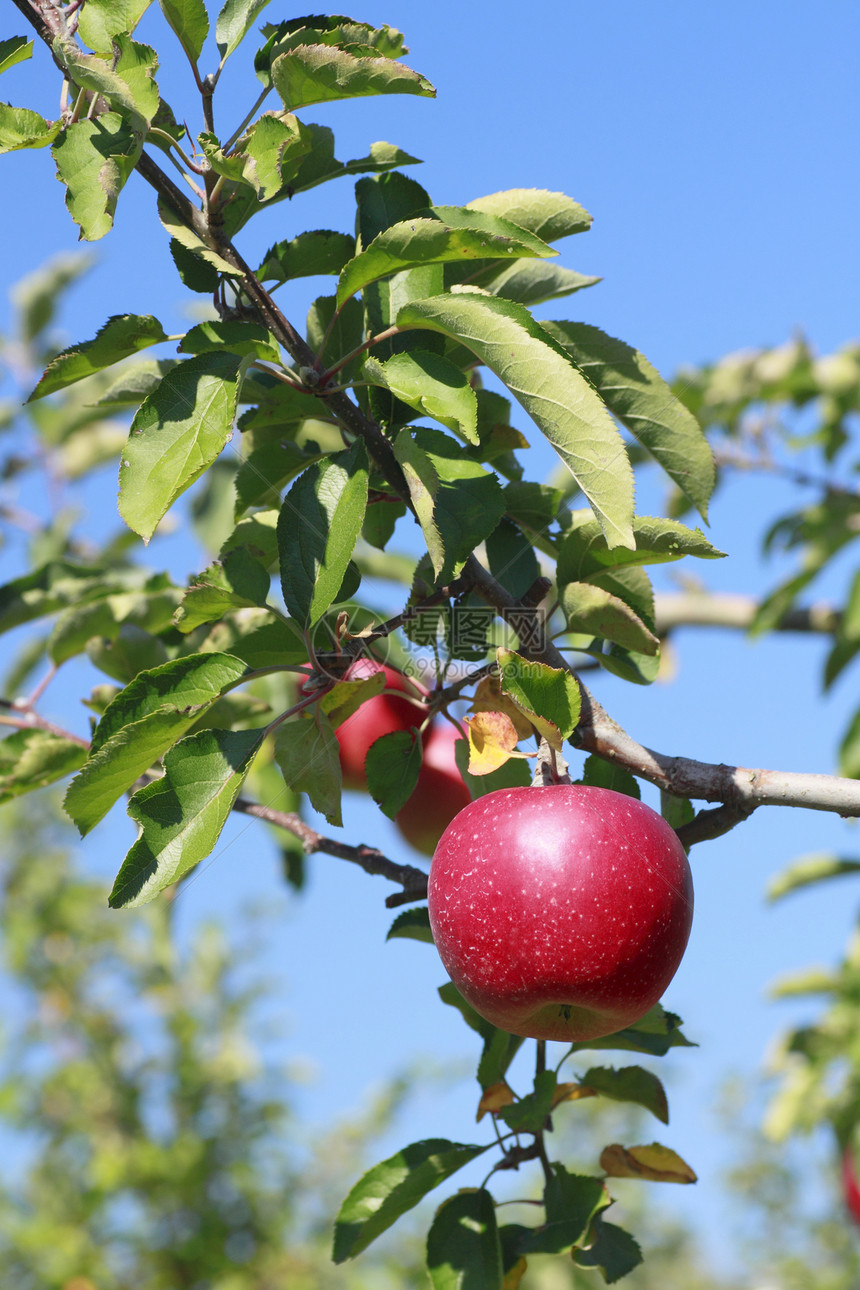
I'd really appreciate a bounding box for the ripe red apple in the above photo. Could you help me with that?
[842,1143,860,1225]
[427,784,693,1042]
[395,722,473,857]
[332,659,426,790]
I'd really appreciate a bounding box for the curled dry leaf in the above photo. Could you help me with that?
[476,1080,516,1121]
[599,1143,697,1184]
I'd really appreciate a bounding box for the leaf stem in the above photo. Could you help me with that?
[319,325,405,382]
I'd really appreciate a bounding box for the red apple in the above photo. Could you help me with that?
[427,784,693,1042]
[842,1143,860,1225]
[395,722,473,857]
[333,659,426,791]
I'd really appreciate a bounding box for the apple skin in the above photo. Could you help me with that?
[395,722,473,857]
[333,659,425,791]
[427,784,694,1043]
[842,1144,860,1225]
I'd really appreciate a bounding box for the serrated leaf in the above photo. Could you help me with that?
[398,293,634,548]
[109,725,264,907]
[179,318,279,359]
[387,906,434,944]
[580,1066,669,1124]
[277,439,369,626]
[427,1189,503,1290]
[159,0,209,64]
[542,322,715,520]
[64,652,247,834]
[464,189,592,242]
[561,581,658,655]
[174,549,270,632]
[333,1139,490,1262]
[77,0,154,55]
[558,514,725,585]
[274,715,342,826]
[52,113,141,239]
[499,1070,557,1134]
[0,729,86,804]
[599,1143,696,1184]
[365,350,478,442]
[28,315,169,400]
[118,352,244,541]
[497,648,580,743]
[366,728,423,819]
[216,0,271,59]
[0,36,32,73]
[572,1216,643,1284]
[394,427,505,584]
[271,43,434,113]
[568,1003,696,1057]
[767,852,860,902]
[338,216,553,307]
[0,102,58,154]
[258,229,356,284]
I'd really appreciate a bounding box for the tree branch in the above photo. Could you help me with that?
[654,591,840,636]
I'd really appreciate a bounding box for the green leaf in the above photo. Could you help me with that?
[0,729,87,804]
[199,115,309,200]
[338,216,553,307]
[28,315,169,400]
[398,293,634,548]
[49,577,183,663]
[159,0,209,65]
[767,852,860,902]
[158,197,237,272]
[215,0,271,59]
[258,229,356,284]
[365,728,423,819]
[274,716,342,827]
[558,514,726,585]
[271,43,434,113]
[52,113,141,240]
[178,318,279,360]
[0,102,60,154]
[485,518,540,599]
[118,352,244,541]
[112,34,160,124]
[660,788,694,838]
[333,1139,490,1263]
[503,481,564,532]
[0,36,32,73]
[569,1004,696,1057]
[306,294,365,383]
[524,1166,609,1255]
[580,1066,669,1124]
[277,440,369,627]
[499,1070,556,1134]
[542,322,715,520]
[482,260,600,307]
[10,251,93,344]
[109,725,264,907]
[437,982,525,1091]
[497,649,581,741]
[427,1189,503,1290]
[364,351,478,442]
[387,906,434,944]
[174,549,271,632]
[234,437,327,516]
[64,652,247,834]
[464,189,593,242]
[198,607,305,668]
[77,0,155,55]
[561,581,659,655]
[0,562,117,635]
[580,755,641,800]
[572,1216,643,1284]
[394,427,505,585]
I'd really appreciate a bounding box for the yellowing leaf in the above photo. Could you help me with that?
[476,1081,516,1121]
[465,712,520,775]
[599,1143,697,1184]
[552,1081,598,1109]
[470,674,534,740]
[503,1257,528,1290]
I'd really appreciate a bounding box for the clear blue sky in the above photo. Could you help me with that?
[2,0,860,1272]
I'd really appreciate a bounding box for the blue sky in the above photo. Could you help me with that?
[2,0,860,1272]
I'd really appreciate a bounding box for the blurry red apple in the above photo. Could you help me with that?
[395,722,473,857]
[332,659,426,790]
[842,1143,860,1225]
[427,784,693,1042]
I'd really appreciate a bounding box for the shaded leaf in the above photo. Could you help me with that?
[109,726,264,907]
[52,113,140,240]
[569,1004,696,1057]
[580,1066,669,1124]
[258,229,356,284]
[499,1070,556,1134]
[364,350,478,442]
[0,729,86,804]
[427,1189,503,1290]
[580,755,641,800]
[387,906,434,944]
[561,581,659,655]
[333,1139,490,1262]
[558,513,725,585]
[572,1216,643,1284]
[28,314,169,400]
[599,1143,697,1184]
[366,728,423,819]
[274,716,342,827]
[476,1082,516,1121]
[174,548,271,631]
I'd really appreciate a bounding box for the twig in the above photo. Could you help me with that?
[654,591,840,636]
